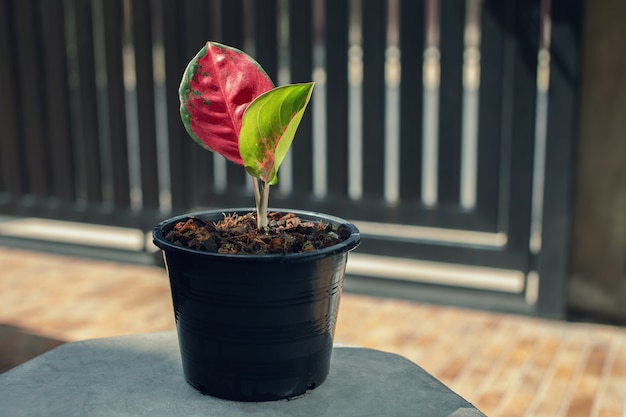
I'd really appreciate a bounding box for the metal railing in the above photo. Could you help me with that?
[0,0,583,317]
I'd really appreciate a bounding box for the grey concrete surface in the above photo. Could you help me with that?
[0,331,484,417]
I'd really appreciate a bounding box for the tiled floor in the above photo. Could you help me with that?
[1,246,625,417]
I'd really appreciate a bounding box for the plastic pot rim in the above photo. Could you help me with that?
[152,207,361,264]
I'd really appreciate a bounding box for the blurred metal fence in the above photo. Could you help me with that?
[0,0,582,317]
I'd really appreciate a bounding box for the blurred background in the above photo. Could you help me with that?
[1,0,625,416]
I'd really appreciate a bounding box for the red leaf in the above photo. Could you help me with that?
[179,41,274,165]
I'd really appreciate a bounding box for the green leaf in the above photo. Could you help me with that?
[238,82,314,185]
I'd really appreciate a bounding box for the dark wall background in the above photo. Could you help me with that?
[568,0,626,323]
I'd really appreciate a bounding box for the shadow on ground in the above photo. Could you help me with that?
[0,324,65,373]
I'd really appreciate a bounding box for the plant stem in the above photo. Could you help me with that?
[251,176,261,209]
[251,177,270,229]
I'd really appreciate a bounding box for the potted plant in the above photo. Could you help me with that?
[152,41,360,402]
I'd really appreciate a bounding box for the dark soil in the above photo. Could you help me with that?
[163,211,351,255]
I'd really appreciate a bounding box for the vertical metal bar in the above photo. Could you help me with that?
[160,0,189,211]
[312,0,326,198]
[0,0,23,201]
[459,0,482,211]
[276,0,292,196]
[399,0,425,202]
[325,0,349,198]
[361,0,386,199]
[91,0,114,204]
[493,0,515,236]
[437,0,464,207]
[536,0,583,317]
[421,0,440,207]
[120,0,141,210]
[289,1,314,197]
[101,0,131,209]
[220,0,244,49]
[505,0,539,269]
[15,0,50,200]
[529,0,551,254]
[41,0,76,203]
[474,0,504,231]
[254,0,279,83]
[348,0,363,200]
[151,0,171,212]
[131,0,160,210]
[73,0,103,204]
[384,0,400,204]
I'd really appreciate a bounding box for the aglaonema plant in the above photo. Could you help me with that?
[179,41,314,229]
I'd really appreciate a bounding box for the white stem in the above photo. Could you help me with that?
[251,177,270,229]
[251,176,261,208]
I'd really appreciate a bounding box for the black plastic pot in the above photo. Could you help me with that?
[152,208,360,401]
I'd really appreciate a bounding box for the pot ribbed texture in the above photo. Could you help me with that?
[153,209,360,401]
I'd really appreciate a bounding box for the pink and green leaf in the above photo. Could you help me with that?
[238,82,315,185]
[178,41,274,165]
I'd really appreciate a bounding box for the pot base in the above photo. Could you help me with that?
[182,343,332,401]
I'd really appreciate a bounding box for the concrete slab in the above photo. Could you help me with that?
[0,331,484,417]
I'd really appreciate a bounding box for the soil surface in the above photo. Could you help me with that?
[163,211,351,255]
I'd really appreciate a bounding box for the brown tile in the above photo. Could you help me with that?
[595,411,622,417]
[475,391,504,415]
[564,395,595,417]
[2,247,626,417]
